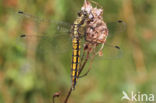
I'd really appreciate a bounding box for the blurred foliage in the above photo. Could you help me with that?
[0,0,156,103]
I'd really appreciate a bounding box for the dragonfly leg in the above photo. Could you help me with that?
[78,70,90,78]
[78,50,90,78]
[78,51,96,78]
[79,49,86,68]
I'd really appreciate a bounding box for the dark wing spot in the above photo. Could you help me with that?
[18,10,24,14]
[117,20,123,23]
[20,34,26,38]
[115,45,120,49]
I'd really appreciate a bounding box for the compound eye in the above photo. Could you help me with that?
[78,12,81,16]
[84,13,88,18]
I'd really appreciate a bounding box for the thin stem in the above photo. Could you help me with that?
[52,92,61,103]
[53,97,55,103]
[64,87,73,103]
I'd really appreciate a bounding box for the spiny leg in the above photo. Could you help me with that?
[78,50,90,77]
[79,49,86,68]
[78,45,97,78]
[79,42,90,70]
[78,52,96,78]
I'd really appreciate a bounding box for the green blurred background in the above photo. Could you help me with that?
[0,0,156,103]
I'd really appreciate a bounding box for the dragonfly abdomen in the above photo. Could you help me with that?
[71,37,80,89]
[70,10,88,89]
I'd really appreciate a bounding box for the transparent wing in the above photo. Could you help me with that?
[17,11,124,60]
[17,11,126,35]
[107,20,127,38]
[16,33,90,62]
[16,34,123,60]
[17,10,72,33]
[16,33,72,55]
[16,10,74,55]
[93,43,123,60]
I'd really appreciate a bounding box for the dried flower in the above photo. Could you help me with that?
[81,0,108,54]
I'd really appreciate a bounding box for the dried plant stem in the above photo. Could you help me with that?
[52,92,61,103]
[64,87,73,103]
[53,97,55,103]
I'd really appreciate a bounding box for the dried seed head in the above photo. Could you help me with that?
[81,0,108,44]
[81,0,109,55]
[91,7,103,18]
[86,20,108,44]
[81,0,92,14]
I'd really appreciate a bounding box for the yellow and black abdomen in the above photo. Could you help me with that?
[71,14,86,89]
[71,37,80,89]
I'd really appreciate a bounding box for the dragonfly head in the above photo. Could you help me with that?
[77,11,88,19]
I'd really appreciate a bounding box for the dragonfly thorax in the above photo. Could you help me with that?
[71,12,89,38]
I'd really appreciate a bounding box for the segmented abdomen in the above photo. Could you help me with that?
[71,37,80,89]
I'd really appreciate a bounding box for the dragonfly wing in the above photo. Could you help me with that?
[17,10,72,33]
[16,33,72,55]
[37,34,72,54]
[107,20,127,38]
[17,10,74,55]
[94,43,123,60]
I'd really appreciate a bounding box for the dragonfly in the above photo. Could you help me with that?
[17,10,125,54]
[69,10,91,89]
[16,9,126,89]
